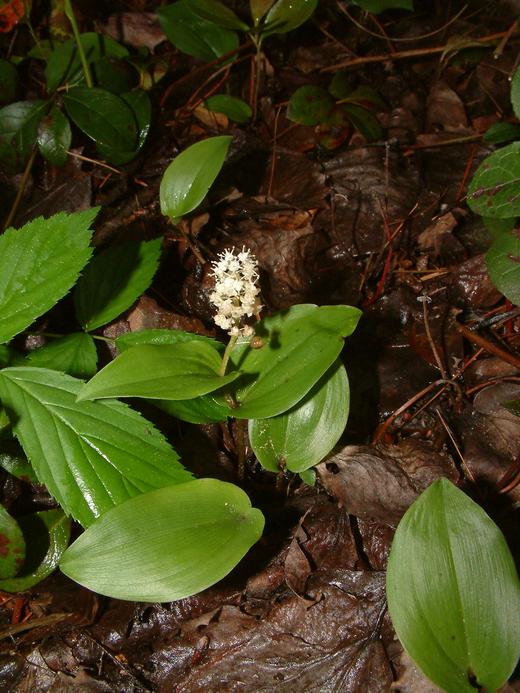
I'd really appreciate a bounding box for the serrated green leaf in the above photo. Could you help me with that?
[386,478,520,693]
[157,1,239,62]
[227,304,362,419]
[263,0,318,35]
[351,0,413,12]
[483,122,520,145]
[0,59,18,105]
[75,238,162,331]
[60,478,264,602]
[249,360,349,473]
[63,87,138,151]
[204,94,252,123]
[78,342,240,401]
[511,65,520,120]
[187,0,249,30]
[0,367,191,527]
[0,100,47,171]
[160,135,232,222]
[467,143,520,218]
[45,33,129,92]
[0,504,25,579]
[26,333,98,379]
[116,328,222,352]
[287,85,334,126]
[36,105,71,166]
[96,90,151,165]
[0,510,70,592]
[485,229,520,305]
[0,209,97,345]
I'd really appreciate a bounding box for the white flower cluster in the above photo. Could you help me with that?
[209,247,261,336]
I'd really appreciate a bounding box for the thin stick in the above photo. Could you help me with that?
[420,295,448,380]
[66,150,121,174]
[3,147,37,231]
[454,321,520,371]
[64,0,93,88]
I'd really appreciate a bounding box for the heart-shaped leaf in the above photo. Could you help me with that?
[249,360,349,472]
[60,478,264,602]
[160,135,232,222]
[486,229,520,305]
[0,367,191,527]
[287,85,334,126]
[0,504,25,579]
[467,142,520,218]
[26,332,98,379]
[386,478,520,693]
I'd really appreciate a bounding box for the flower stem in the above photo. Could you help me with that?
[64,0,93,88]
[219,334,238,377]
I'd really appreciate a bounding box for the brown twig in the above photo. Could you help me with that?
[454,321,520,371]
[420,295,448,380]
[2,147,37,231]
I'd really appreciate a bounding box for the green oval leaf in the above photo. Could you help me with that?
[0,510,70,592]
[386,478,520,693]
[74,237,162,331]
[0,100,47,171]
[160,135,232,222]
[0,209,97,345]
[250,0,275,26]
[249,360,349,473]
[63,87,138,151]
[483,122,520,145]
[96,90,151,165]
[78,342,240,401]
[26,332,98,379]
[205,94,252,123]
[263,0,318,35]
[0,504,25,579]
[287,85,334,126]
[116,328,222,352]
[485,229,520,305]
[37,105,71,166]
[0,59,18,105]
[511,65,520,120]
[228,304,361,419]
[0,367,192,527]
[342,103,383,142]
[155,395,229,424]
[467,142,520,218]
[60,479,264,602]
[351,0,413,12]
[187,0,249,30]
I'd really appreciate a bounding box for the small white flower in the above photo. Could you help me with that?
[210,246,261,336]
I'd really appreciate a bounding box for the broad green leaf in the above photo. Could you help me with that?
[60,478,264,602]
[155,395,229,424]
[45,33,129,92]
[160,135,231,222]
[78,342,239,401]
[0,367,192,527]
[467,143,520,218]
[157,2,239,62]
[343,103,382,141]
[351,0,413,12]
[0,504,25,579]
[250,0,275,26]
[227,304,362,419]
[263,0,318,35]
[0,100,47,171]
[386,478,520,693]
[92,56,137,94]
[75,238,162,331]
[36,105,71,166]
[299,468,315,486]
[26,333,98,379]
[511,65,520,120]
[482,216,517,235]
[205,94,252,123]
[486,229,520,305]
[287,86,334,126]
[116,328,222,352]
[187,0,249,30]
[63,87,138,151]
[337,85,387,110]
[0,344,12,368]
[0,59,18,105]
[96,90,151,165]
[483,122,520,145]
[0,209,97,345]
[0,510,70,592]
[249,361,349,472]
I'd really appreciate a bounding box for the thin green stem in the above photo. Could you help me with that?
[64,0,93,88]
[3,147,37,232]
[219,334,238,377]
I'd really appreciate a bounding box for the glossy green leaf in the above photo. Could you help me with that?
[155,395,229,424]
[486,229,520,305]
[351,0,413,12]
[0,59,18,105]
[92,57,137,94]
[0,504,25,579]
[160,135,232,222]
[78,342,239,401]
[45,33,129,92]
[0,100,47,171]
[342,103,383,141]
[63,87,138,151]
[26,333,98,379]
[250,0,275,26]
[205,94,252,123]
[36,105,71,166]
[287,86,334,126]
[263,0,318,35]
[157,2,239,62]
[386,478,520,692]
[227,304,362,419]
[75,238,161,331]
[116,328,222,352]
[60,479,264,602]
[0,510,70,592]
[511,65,520,119]
[0,367,191,527]
[467,143,520,218]
[0,209,97,345]
[0,441,38,483]
[187,0,249,30]
[249,360,349,472]
[96,90,151,165]
[483,122,520,145]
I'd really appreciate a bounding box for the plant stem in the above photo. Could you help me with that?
[64,0,93,88]
[219,334,238,377]
[2,147,37,232]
